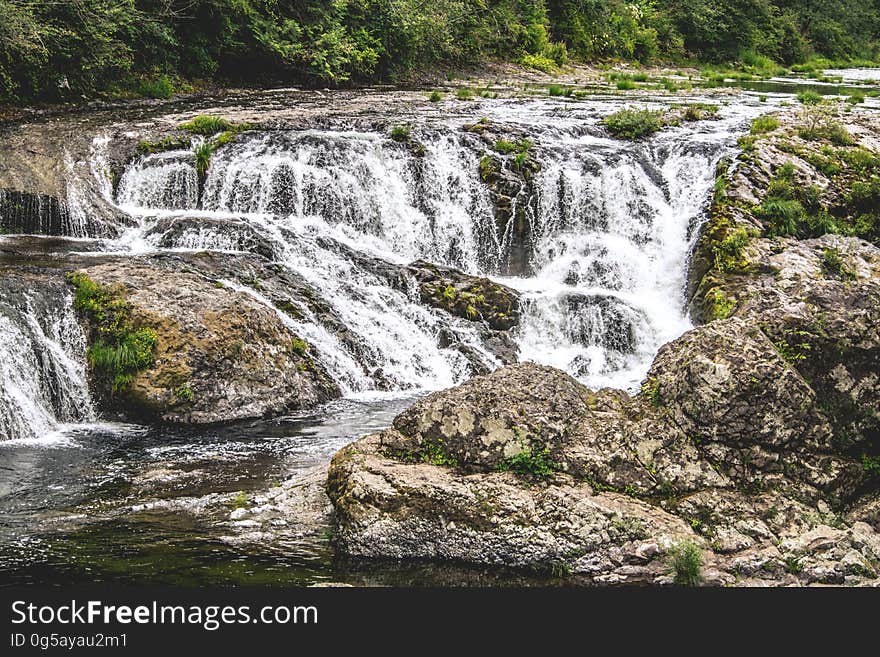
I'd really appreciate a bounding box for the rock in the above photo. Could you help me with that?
[648,317,834,451]
[408,260,521,331]
[327,433,695,582]
[73,260,339,423]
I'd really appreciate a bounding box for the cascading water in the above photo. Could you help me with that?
[0,280,95,442]
[110,98,751,394]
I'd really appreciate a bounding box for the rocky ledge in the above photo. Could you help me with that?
[326,103,880,586]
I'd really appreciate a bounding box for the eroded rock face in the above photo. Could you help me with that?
[74,260,340,423]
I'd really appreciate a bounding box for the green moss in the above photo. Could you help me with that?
[641,377,663,407]
[669,541,703,586]
[136,136,190,155]
[705,288,735,321]
[175,383,194,402]
[66,272,157,393]
[479,155,498,181]
[713,227,750,271]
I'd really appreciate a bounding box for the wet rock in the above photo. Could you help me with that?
[408,259,520,330]
[73,260,340,423]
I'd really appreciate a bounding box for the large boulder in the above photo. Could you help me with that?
[73,260,340,423]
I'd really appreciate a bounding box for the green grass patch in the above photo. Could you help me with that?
[66,272,157,393]
[750,115,779,135]
[179,115,233,136]
[669,541,703,586]
[390,125,410,141]
[602,108,665,140]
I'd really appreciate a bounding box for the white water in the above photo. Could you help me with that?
[0,288,95,442]
[110,98,760,394]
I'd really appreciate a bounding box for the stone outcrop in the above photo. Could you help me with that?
[72,260,340,424]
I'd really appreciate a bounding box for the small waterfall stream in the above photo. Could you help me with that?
[0,281,95,442]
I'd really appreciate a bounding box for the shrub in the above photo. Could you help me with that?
[548,84,571,97]
[455,88,473,100]
[750,115,779,134]
[390,125,410,141]
[669,542,703,586]
[428,90,443,102]
[520,53,557,73]
[133,74,174,99]
[175,383,194,402]
[616,78,637,90]
[179,115,233,136]
[682,103,718,121]
[602,108,665,139]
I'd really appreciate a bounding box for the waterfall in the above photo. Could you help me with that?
[0,280,95,441]
[107,102,748,395]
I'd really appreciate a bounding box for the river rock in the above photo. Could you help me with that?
[73,260,340,423]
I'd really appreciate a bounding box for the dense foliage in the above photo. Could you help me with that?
[1,0,878,102]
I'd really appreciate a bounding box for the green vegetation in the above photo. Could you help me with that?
[455,87,474,100]
[421,440,459,467]
[821,247,855,280]
[428,90,443,102]
[797,106,853,145]
[231,491,249,510]
[390,125,411,142]
[750,115,779,135]
[641,377,663,407]
[669,541,703,586]
[615,77,637,90]
[194,142,214,180]
[3,1,879,104]
[772,328,813,364]
[796,90,823,105]
[175,383,194,403]
[136,136,190,155]
[179,115,233,136]
[66,272,157,393]
[290,337,310,357]
[862,454,880,475]
[714,227,750,271]
[548,84,571,97]
[706,288,736,321]
[497,444,560,478]
[602,108,664,140]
